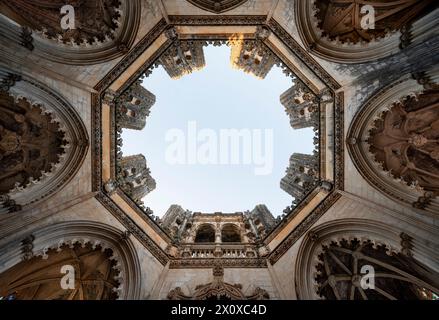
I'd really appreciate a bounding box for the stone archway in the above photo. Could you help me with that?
[0,0,141,65]
[347,78,439,214]
[0,243,120,300]
[295,0,437,63]
[0,221,142,300]
[295,219,439,300]
[0,91,67,198]
[0,70,89,213]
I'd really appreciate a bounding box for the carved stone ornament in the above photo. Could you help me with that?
[187,0,249,13]
[1,0,122,45]
[167,273,269,300]
[0,91,67,196]
[0,242,121,300]
[314,0,434,44]
[368,90,439,202]
[315,239,439,300]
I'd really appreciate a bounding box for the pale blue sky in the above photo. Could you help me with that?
[122,45,314,217]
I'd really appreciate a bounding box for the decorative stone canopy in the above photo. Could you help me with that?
[314,0,434,44]
[0,0,142,64]
[0,69,89,213]
[1,0,121,45]
[348,79,439,214]
[368,89,439,209]
[295,0,439,63]
[0,242,121,300]
[315,238,439,300]
[0,91,67,210]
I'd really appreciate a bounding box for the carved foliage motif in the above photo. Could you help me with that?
[187,0,249,13]
[368,90,439,204]
[0,91,66,196]
[1,0,122,45]
[0,243,120,300]
[314,0,434,44]
[315,239,439,300]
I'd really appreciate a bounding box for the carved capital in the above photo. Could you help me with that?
[255,26,271,41]
[164,27,178,41]
[102,90,117,108]
[120,230,131,242]
[320,180,333,192]
[104,179,119,195]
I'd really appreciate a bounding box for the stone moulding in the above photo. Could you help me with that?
[268,192,342,265]
[186,0,250,14]
[169,258,268,269]
[96,192,169,266]
[92,15,344,267]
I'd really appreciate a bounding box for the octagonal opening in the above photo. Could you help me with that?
[119,43,318,219]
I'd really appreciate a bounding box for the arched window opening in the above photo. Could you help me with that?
[221,224,241,243]
[194,224,215,243]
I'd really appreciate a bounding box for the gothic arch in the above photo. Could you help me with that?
[0,0,141,65]
[0,68,89,213]
[0,221,142,300]
[347,77,439,214]
[295,0,437,63]
[295,219,439,300]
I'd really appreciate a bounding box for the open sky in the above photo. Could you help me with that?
[121,45,314,217]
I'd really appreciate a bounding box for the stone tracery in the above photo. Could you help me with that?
[1,0,122,45]
[314,0,434,44]
[368,90,439,207]
[0,91,67,202]
[315,239,439,300]
[0,243,121,300]
[295,0,439,63]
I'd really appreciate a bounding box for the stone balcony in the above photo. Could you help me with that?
[179,243,258,259]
